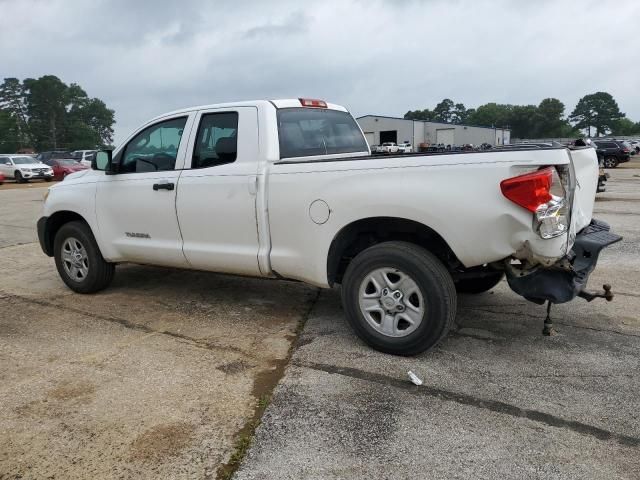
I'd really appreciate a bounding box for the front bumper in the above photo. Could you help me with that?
[37,216,53,256]
[506,219,622,304]
[22,171,53,179]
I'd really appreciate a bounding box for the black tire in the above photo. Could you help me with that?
[45,177,52,182]
[603,156,618,168]
[341,241,457,356]
[15,171,26,183]
[455,271,504,294]
[53,221,115,293]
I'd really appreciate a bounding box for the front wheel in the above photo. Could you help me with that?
[15,171,26,183]
[603,156,618,168]
[341,241,457,356]
[54,221,115,293]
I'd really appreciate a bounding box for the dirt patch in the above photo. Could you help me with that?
[0,181,58,190]
[217,360,252,375]
[129,422,196,461]
[48,380,96,401]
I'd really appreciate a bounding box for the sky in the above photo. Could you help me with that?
[1,0,639,144]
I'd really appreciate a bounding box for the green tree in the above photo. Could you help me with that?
[610,118,640,136]
[467,103,512,128]
[19,75,115,150]
[404,108,435,121]
[433,98,454,123]
[569,92,624,137]
[23,75,70,150]
[0,77,30,147]
[451,103,471,124]
[0,109,20,152]
[534,98,565,137]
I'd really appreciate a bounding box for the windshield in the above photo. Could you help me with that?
[277,108,368,159]
[12,157,36,165]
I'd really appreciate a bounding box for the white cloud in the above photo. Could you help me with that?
[1,0,638,144]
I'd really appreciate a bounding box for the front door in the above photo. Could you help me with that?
[95,114,194,267]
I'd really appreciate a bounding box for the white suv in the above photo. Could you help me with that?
[0,155,53,183]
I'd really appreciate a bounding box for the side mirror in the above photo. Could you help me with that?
[92,150,116,174]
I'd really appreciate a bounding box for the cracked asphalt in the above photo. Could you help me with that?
[235,164,640,480]
[1,163,639,480]
[0,184,317,479]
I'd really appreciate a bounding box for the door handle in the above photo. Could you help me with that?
[153,181,175,191]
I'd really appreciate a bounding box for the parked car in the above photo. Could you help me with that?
[71,150,97,167]
[619,141,635,156]
[380,142,399,154]
[37,98,619,356]
[592,140,631,168]
[45,158,89,180]
[629,140,640,153]
[0,154,54,182]
[36,151,75,163]
[0,171,5,185]
[370,145,384,154]
[398,142,413,153]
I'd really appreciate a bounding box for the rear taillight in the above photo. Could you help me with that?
[500,168,553,212]
[501,167,569,239]
[622,148,630,153]
[299,98,327,108]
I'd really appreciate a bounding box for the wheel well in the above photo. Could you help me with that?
[327,217,461,285]
[43,211,89,255]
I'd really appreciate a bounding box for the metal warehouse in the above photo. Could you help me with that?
[356,115,511,148]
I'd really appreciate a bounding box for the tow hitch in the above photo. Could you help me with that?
[578,283,614,302]
[505,219,622,335]
[543,284,613,336]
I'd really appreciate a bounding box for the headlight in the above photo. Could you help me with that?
[21,168,32,172]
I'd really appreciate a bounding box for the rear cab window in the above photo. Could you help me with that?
[277,108,368,159]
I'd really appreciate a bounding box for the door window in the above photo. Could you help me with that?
[120,117,187,173]
[192,112,238,168]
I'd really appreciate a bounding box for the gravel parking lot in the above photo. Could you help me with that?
[1,163,639,479]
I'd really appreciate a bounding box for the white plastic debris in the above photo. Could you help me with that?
[407,370,423,386]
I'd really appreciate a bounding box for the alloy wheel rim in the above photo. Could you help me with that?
[358,267,425,338]
[61,237,89,282]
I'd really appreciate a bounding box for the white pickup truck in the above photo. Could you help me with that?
[37,98,621,355]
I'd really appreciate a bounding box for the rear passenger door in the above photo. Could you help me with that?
[176,107,262,276]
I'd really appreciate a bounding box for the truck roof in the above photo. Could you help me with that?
[152,99,348,123]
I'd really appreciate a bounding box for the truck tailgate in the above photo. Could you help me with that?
[568,147,598,239]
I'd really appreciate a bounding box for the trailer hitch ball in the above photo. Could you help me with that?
[578,284,614,302]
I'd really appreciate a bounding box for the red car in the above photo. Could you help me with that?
[48,159,88,180]
[0,171,4,185]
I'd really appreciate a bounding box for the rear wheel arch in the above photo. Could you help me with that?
[326,216,461,286]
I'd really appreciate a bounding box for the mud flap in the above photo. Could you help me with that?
[506,219,622,304]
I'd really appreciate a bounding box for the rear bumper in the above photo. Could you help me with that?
[506,219,622,304]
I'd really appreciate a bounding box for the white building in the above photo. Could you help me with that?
[356,115,511,148]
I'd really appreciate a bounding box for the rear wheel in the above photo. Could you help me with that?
[341,241,457,356]
[603,156,618,168]
[54,221,115,293]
